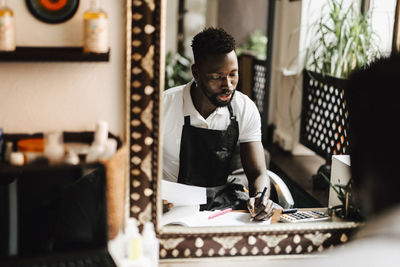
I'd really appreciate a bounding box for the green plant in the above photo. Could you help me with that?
[236,30,267,60]
[320,172,363,220]
[165,51,192,89]
[306,0,380,78]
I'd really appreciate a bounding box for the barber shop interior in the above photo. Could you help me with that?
[1,0,399,266]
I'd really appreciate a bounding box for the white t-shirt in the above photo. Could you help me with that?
[162,81,262,182]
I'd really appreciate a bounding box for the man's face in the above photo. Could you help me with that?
[193,50,239,107]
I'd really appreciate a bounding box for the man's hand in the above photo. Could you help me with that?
[247,196,274,221]
[163,200,173,213]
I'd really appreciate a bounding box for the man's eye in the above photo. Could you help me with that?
[210,75,221,80]
[230,73,238,77]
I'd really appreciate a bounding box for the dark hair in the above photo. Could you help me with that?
[191,27,236,64]
[348,54,400,213]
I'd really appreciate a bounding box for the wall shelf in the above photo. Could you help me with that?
[0,47,110,62]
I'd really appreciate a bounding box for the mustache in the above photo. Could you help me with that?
[219,89,235,95]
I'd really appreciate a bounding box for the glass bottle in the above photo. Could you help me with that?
[0,0,15,51]
[83,0,108,53]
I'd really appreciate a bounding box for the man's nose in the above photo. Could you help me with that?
[221,76,234,89]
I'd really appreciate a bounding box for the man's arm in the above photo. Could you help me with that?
[240,141,274,220]
[240,141,270,196]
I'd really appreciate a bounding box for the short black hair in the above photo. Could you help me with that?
[191,27,236,64]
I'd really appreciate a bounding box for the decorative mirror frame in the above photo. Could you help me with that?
[127,0,360,260]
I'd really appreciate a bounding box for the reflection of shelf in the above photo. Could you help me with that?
[0,46,110,62]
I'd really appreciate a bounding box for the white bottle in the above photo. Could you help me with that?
[86,121,108,163]
[125,218,143,260]
[142,222,159,267]
[0,0,15,51]
[83,0,108,53]
[10,152,24,166]
[99,138,117,161]
[44,131,64,164]
[93,120,108,146]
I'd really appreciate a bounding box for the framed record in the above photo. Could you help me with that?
[26,0,80,24]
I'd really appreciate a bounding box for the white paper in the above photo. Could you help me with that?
[161,205,200,226]
[162,207,271,227]
[161,180,207,206]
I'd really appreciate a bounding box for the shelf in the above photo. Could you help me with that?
[0,46,110,62]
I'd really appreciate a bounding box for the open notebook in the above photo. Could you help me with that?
[161,205,272,227]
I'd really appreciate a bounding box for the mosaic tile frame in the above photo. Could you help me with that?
[127,0,360,260]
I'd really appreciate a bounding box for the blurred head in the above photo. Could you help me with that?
[191,27,239,107]
[348,54,400,217]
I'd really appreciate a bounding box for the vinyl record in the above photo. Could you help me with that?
[26,0,80,24]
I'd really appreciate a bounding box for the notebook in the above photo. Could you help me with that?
[0,163,117,267]
[161,205,272,227]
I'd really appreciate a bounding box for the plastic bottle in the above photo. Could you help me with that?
[86,121,108,163]
[83,0,108,53]
[93,120,108,146]
[44,131,64,164]
[99,138,117,161]
[125,218,143,261]
[10,152,24,166]
[142,222,159,267]
[0,0,15,51]
[63,149,80,165]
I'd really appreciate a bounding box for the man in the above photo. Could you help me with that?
[162,28,273,221]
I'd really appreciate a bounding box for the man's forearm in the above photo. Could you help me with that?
[249,173,270,198]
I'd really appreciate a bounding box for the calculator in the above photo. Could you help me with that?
[280,210,330,223]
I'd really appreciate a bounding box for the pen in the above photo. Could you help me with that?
[208,207,232,219]
[281,208,298,214]
[255,186,267,207]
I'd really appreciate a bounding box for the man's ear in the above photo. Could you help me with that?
[191,64,199,81]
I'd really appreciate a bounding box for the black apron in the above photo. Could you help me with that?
[177,103,239,187]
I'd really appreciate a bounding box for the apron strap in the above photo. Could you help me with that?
[185,104,235,126]
[227,103,236,120]
[184,116,191,126]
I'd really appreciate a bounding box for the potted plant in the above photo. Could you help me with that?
[236,30,268,60]
[164,51,192,90]
[300,0,381,190]
[305,0,380,78]
[320,172,363,221]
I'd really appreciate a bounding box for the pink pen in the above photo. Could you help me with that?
[208,208,232,219]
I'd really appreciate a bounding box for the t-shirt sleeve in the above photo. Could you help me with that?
[238,96,262,143]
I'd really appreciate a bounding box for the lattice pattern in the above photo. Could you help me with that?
[252,60,267,114]
[300,71,350,159]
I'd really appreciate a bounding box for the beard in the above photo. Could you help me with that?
[209,90,235,107]
[200,85,236,107]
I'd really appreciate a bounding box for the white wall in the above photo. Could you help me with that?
[370,0,397,56]
[166,0,178,56]
[165,0,218,61]
[269,0,303,152]
[0,1,125,138]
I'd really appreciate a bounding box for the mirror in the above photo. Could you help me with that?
[127,0,368,260]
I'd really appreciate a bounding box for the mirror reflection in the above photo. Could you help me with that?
[162,0,278,228]
[160,0,397,228]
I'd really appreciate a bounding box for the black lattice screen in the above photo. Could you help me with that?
[252,59,267,114]
[300,70,350,160]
